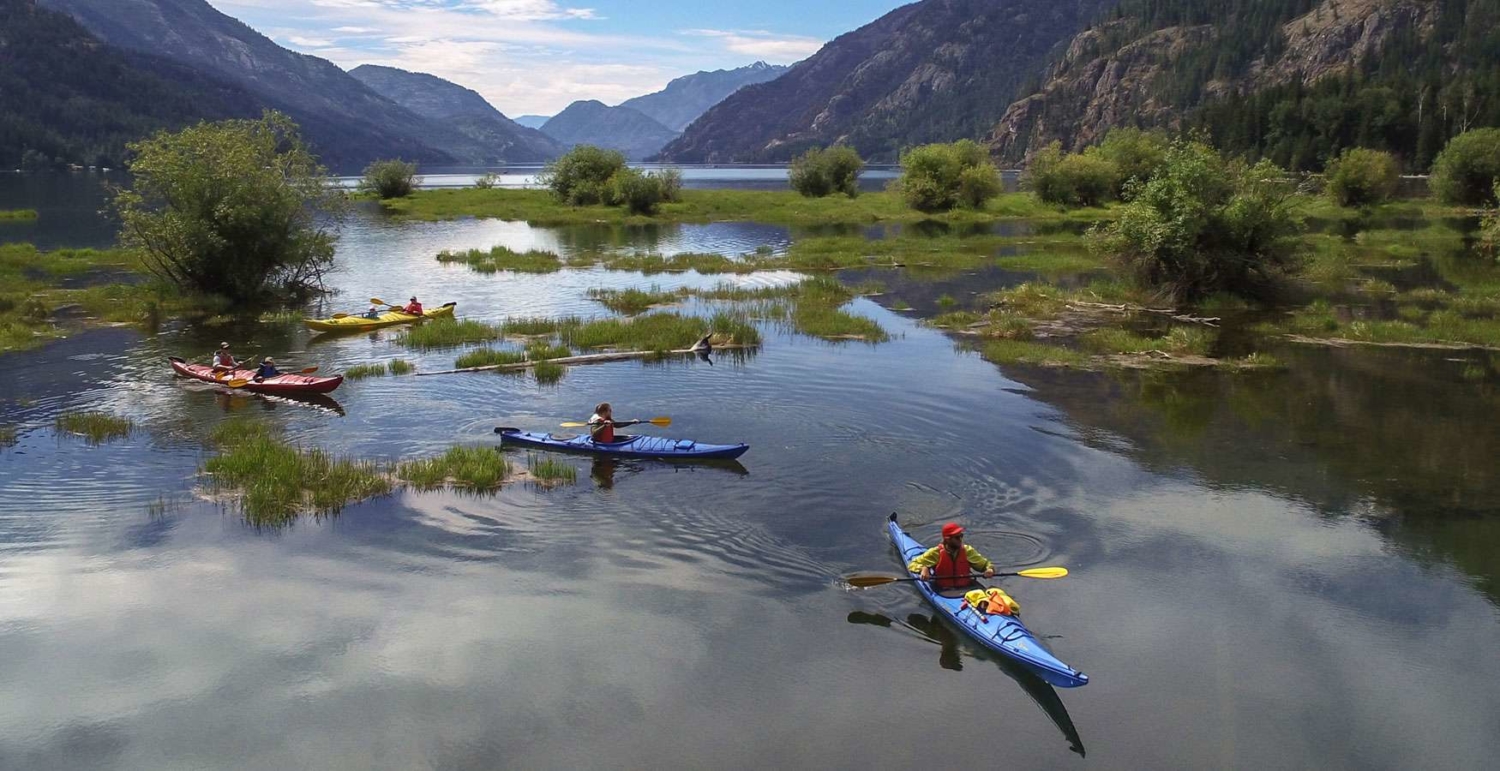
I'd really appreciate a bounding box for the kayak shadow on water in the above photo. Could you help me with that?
[847,610,1086,757]
[588,456,749,489]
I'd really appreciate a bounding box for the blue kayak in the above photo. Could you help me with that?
[888,513,1088,688]
[497,428,749,460]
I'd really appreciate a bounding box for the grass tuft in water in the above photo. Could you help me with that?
[503,316,565,336]
[396,446,510,492]
[399,318,504,349]
[586,286,683,314]
[526,341,573,360]
[388,358,414,375]
[0,209,38,221]
[527,453,578,485]
[454,348,527,370]
[979,340,1090,367]
[343,363,387,380]
[533,359,565,385]
[436,246,562,273]
[55,411,133,444]
[203,423,392,525]
[929,311,981,329]
[0,425,16,447]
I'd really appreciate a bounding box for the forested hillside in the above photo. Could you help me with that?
[0,0,259,169]
[992,0,1500,170]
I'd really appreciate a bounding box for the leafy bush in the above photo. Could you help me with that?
[1027,142,1118,207]
[1482,183,1499,258]
[656,168,684,202]
[898,140,1001,212]
[608,167,665,214]
[789,146,864,198]
[473,172,502,190]
[540,145,628,205]
[1089,139,1301,303]
[1325,148,1400,207]
[114,111,347,302]
[1091,128,1170,198]
[360,159,419,199]
[1430,128,1500,205]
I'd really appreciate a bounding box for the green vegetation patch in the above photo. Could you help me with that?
[396,446,510,492]
[0,425,17,448]
[55,411,133,444]
[203,420,392,525]
[1081,326,1214,356]
[343,363,388,380]
[388,359,414,375]
[979,340,1090,367]
[436,246,562,273]
[928,311,982,329]
[527,454,578,485]
[454,348,527,370]
[0,209,38,221]
[586,286,684,314]
[398,318,504,349]
[533,360,566,385]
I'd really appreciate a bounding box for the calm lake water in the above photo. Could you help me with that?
[1,172,1498,769]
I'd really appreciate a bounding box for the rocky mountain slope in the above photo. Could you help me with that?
[540,101,680,161]
[989,0,1497,169]
[620,61,789,132]
[349,65,561,163]
[0,0,261,168]
[657,0,1116,163]
[33,0,486,168]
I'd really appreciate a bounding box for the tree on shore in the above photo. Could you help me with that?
[361,159,419,199]
[897,140,1001,212]
[114,111,347,303]
[789,146,864,198]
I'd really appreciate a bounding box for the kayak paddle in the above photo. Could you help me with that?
[846,568,1069,588]
[560,417,671,428]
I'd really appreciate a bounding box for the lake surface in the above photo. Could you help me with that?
[1,173,1498,769]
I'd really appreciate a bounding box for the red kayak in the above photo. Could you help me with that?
[169,356,344,394]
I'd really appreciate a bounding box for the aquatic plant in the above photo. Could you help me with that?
[397,446,510,492]
[526,341,573,361]
[399,318,504,349]
[55,411,133,444]
[533,360,565,385]
[436,246,562,273]
[502,316,566,336]
[342,363,387,380]
[0,425,16,447]
[586,286,682,315]
[928,311,981,329]
[0,209,38,221]
[527,454,578,485]
[205,434,391,525]
[978,340,1089,367]
[388,359,414,375]
[454,348,527,370]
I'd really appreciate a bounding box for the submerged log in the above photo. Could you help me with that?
[416,343,759,376]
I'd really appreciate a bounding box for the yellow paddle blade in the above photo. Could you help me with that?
[331,313,349,319]
[560,422,588,428]
[369,297,386,306]
[559,416,672,429]
[1016,567,1069,579]
[224,379,250,388]
[845,574,903,588]
[298,366,319,374]
[645,416,672,427]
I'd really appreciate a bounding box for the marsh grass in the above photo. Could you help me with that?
[1081,326,1215,356]
[0,425,16,447]
[586,286,683,314]
[55,411,133,444]
[0,209,38,221]
[929,311,982,329]
[396,446,510,492]
[526,341,573,360]
[343,363,388,380]
[436,246,562,273]
[533,360,565,384]
[203,424,391,525]
[388,358,414,375]
[454,348,527,370]
[585,252,751,275]
[399,318,504,349]
[502,316,564,336]
[527,453,577,485]
[979,340,1090,367]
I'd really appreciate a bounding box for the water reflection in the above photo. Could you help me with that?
[847,610,1086,757]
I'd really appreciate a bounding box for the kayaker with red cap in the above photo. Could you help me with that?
[401,296,424,316]
[907,523,996,594]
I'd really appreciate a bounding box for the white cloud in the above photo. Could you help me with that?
[680,28,823,62]
[288,35,336,47]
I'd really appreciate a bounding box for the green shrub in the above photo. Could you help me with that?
[608,167,665,214]
[360,159,419,199]
[473,172,501,190]
[540,145,628,205]
[898,140,1001,212]
[656,168,684,202]
[1028,142,1118,207]
[1090,139,1300,303]
[1325,148,1400,207]
[1090,128,1169,198]
[1482,184,1499,257]
[1430,128,1500,205]
[789,146,864,198]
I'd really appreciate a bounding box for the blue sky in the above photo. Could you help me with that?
[210,1,912,117]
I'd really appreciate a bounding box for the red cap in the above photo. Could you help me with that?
[941,523,965,538]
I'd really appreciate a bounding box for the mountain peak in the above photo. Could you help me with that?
[619,61,790,132]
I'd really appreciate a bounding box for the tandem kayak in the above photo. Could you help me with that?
[169,357,344,395]
[304,302,456,333]
[887,513,1088,688]
[496,428,749,460]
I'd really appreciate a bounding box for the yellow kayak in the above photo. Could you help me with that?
[304,302,456,332]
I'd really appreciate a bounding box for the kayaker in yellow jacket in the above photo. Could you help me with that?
[908,523,996,592]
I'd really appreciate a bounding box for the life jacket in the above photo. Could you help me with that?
[932,544,971,590]
[962,588,1020,618]
[213,351,235,367]
[589,416,614,443]
[403,303,423,316]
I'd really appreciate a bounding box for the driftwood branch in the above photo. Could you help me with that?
[1064,301,1221,327]
[415,344,759,376]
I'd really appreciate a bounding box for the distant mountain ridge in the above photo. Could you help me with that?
[33,0,504,168]
[349,65,561,162]
[621,61,789,132]
[659,0,1117,163]
[0,0,261,168]
[514,115,551,129]
[540,101,680,161]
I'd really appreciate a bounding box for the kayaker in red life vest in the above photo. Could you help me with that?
[588,402,616,443]
[211,342,238,374]
[907,523,996,594]
[402,297,423,316]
